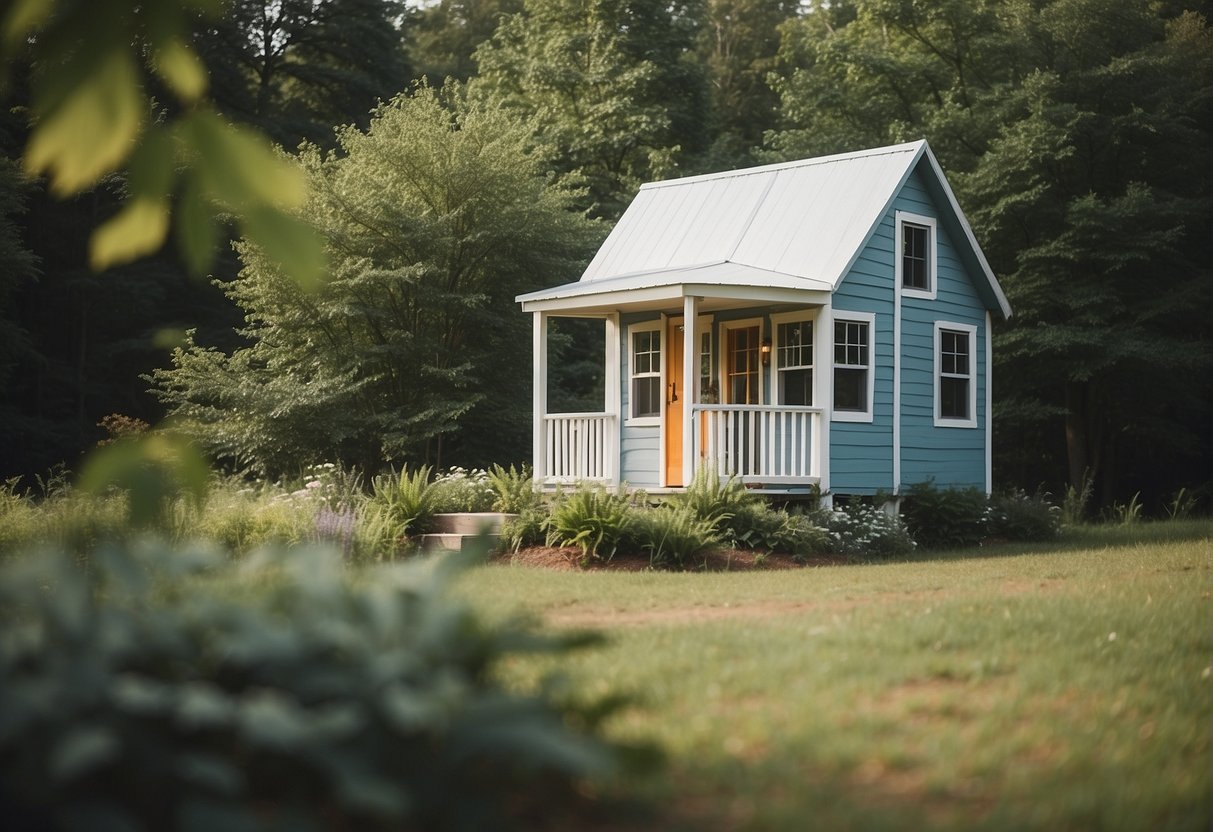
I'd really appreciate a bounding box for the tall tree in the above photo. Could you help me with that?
[471,0,709,219]
[152,86,601,474]
[767,0,1213,508]
[695,0,800,166]
[196,0,414,150]
[408,0,522,84]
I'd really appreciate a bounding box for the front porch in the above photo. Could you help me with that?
[524,279,834,492]
[540,404,824,489]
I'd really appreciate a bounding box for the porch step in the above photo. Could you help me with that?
[421,513,517,553]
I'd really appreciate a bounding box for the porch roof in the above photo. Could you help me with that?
[515,260,832,314]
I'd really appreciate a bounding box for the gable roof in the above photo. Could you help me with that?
[519,140,1011,319]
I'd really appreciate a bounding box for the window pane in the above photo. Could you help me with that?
[778,321,812,368]
[633,376,660,418]
[940,377,968,419]
[903,224,929,290]
[834,368,866,411]
[780,368,812,406]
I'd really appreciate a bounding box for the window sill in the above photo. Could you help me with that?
[832,410,873,424]
[624,417,661,429]
[934,417,977,429]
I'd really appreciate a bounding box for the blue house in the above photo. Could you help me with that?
[517,140,1012,501]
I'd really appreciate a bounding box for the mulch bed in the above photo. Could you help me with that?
[491,546,847,572]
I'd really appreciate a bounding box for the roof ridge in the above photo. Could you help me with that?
[640,140,925,191]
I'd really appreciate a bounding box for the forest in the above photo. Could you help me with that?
[1,0,1210,513]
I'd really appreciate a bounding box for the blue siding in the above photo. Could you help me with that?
[618,312,662,486]
[830,163,989,495]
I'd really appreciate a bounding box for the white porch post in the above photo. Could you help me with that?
[532,311,548,483]
[682,295,698,486]
[604,313,620,484]
[815,304,832,502]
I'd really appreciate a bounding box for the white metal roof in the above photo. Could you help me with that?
[519,140,1011,318]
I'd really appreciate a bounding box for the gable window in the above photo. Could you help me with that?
[897,211,937,299]
[935,322,977,427]
[628,323,662,422]
[833,313,874,422]
[771,312,814,406]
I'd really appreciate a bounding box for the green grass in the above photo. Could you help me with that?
[456,519,1212,830]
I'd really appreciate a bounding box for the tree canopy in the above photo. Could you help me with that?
[152,87,601,475]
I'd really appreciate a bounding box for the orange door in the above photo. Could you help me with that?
[664,318,684,486]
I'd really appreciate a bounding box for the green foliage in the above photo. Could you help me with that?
[987,489,1062,542]
[487,463,543,514]
[675,468,764,530]
[901,482,990,551]
[768,0,1213,509]
[728,504,828,559]
[152,85,599,474]
[0,540,621,831]
[470,0,708,218]
[428,467,497,514]
[2,0,324,284]
[546,483,636,563]
[809,502,917,560]
[634,504,721,570]
[1164,488,1199,521]
[370,466,435,538]
[1062,473,1094,526]
[500,505,550,553]
[78,432,210,530]
[1105,492,1144,526]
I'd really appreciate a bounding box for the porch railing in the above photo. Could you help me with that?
[692,405,821,483]
[543,412,615,482]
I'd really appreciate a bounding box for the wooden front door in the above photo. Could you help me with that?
[664,317,684,486]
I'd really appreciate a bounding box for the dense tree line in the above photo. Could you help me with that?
[1,0,1208,510]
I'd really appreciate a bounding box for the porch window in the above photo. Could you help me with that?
[935,321,977,427]
[833,314,874,421]
[628,323,662,422]
[774,317,813,406]
[898,211,937,299]
[724,324,761,404]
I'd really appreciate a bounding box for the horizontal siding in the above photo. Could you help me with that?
[897,168,987,491]
[619,312,662,486]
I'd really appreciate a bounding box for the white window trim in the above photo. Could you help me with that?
[897,210,937,301]
[770,308,816,407]
[934,320,978,428]
[693,314,715,403]
[832,310,875,423]
[718,317,766,405]
[626,320,663,427]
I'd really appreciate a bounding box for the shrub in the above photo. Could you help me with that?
[500,504,550,552]
[546,484,636,563]
[634,505,720,569]
[901,482,988,550]
[428,467,497,514]
[0,541,623,831]
[675,469,763,530]
[370,465,434,536]
[487,464,543,514]
[810,502,916,559]
[987,489,1061,542]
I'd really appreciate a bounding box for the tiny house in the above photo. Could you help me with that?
[516,140,1012,500]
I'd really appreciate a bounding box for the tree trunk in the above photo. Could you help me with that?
[1064,380,1093,495]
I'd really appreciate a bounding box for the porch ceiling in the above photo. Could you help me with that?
[516,260,832,315]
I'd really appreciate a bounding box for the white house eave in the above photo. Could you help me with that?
[518,282,831,314]
[516,260,833,313]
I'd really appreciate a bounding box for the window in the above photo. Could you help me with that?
[699,329,717,403]
[935,322,977,427]
[773,314,813,406]
[628,323,661,422]
[724,323,761,404]
[897,211,937,298]
[833,313,874,422]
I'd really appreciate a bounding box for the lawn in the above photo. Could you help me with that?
[457,521,1212,831]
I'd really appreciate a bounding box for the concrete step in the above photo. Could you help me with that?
[430,512,517,535]
[419,532,503,553]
